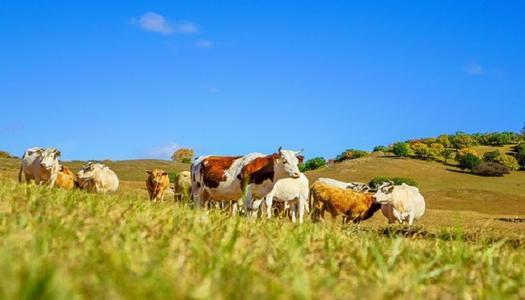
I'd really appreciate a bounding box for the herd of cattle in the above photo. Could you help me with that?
[17,147,426,225]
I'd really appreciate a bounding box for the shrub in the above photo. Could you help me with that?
[369,176,418,188]
[411,142,431,160]
[456,153,481,171]
[472,162,510,176]
[482,150,501,162]
[392,142,411,157]
[495,154,520,171]
[514,143,525,168]
[450,132,477,149]
[442,148,453,163]
[301,157,326,171]
[172,148,194,163]
[0,151,11,158]
[373,145,388,152]
[335,149,368,162]
[436,134,451,148]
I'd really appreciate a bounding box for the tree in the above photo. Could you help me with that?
[442,148,453,163]
[301,157,326,171]
[514,143,525,168]
[450,132,477,149]
[373,145,388,152]
[335,149,369,162]
[171,148,194,163]
[392,142,411,157]
[522,123,525,138]
[411,142,430,160]
[436,134,451,148]
[456,153,481,171]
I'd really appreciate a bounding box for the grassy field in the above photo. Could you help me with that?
[0,149,524,298]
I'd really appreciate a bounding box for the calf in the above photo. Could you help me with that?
[146,169,170,201]
[55,165,78,190]
[262,173,309,223]
[173,171,191,202]
[310,181,380,223]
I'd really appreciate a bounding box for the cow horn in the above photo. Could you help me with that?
[278,146,282,153]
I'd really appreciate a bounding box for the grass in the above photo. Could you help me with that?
[0,180,524,299]
[1,148,525,298]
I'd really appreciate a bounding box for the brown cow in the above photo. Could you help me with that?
[55,165,78,190]
[146,169,170,201]
[310,181,381,223]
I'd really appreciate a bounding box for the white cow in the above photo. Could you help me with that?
[18,147,61,186]
[263,173,309,223]
[76,162,119,193]
[373,183,425,225]
[316,177,370,192]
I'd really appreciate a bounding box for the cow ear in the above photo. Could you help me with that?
[55,150,61,157]
[296,155,304,163]
[387,186,394,193]
[146,170,152,174]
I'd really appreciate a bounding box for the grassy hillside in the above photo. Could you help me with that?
[306,151,525,216]
[0,181,523,299]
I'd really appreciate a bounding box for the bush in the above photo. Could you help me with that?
[373,145,388,152]
[450,132,478,149]
[369,176,418,188]
[335,149,368,162]
[514,143,525,168]
[495,154,520,171]
[392,142,411,157]
[0,151,11,158]
[456,153,481,171]
[181,158,192,164]
[482,150,519,171]
[472,162,510,176]
[301,157,326,171]
[436,135,451,148]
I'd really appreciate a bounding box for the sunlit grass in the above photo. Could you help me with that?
[0,180,524,299]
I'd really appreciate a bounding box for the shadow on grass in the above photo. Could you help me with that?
[347,225,525,249]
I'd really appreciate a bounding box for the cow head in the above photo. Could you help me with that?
[39,148,60,170]
[147,169,168,184]
[78,162,103,179]
[373,182,395,204]
[273,147,302,179]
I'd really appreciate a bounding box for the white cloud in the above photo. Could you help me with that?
[143,142,180,159]
[134,12,198,35]
[464,62,485,76]
[195,39,213,48]
[174,22,199,33]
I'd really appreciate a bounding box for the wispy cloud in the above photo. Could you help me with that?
[142,142,180,159]
[133,12,198,35]
[464,62,485,76]
[195,39,214,49]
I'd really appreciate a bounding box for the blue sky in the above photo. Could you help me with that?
[1,1,524,160]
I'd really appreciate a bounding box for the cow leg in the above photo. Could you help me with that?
[407,212,415,225]
[231,201,238,215]
[290,202,297,223]
[298,198,305,224]
[251,198,264,218]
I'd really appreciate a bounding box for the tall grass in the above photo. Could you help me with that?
[0,180,524,299]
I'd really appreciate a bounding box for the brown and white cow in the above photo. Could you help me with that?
[146,169,170,201]
[191,147,302,214]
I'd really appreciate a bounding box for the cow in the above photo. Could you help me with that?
[76,162,119,193]
[18,147,61,186]
[310,181,381,223]
[373,182,425,225]
[173,171,191,203]
[191,147,302,215]
[316,177,370,193]
[262,173,309,223]
[146,169,170,201]
[55,165,78,190]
